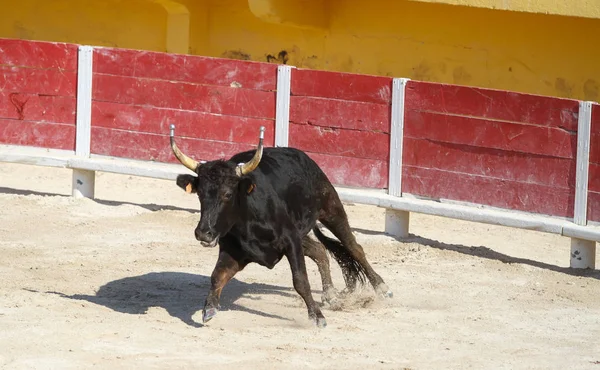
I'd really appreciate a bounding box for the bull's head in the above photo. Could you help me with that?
[170,124,265,248]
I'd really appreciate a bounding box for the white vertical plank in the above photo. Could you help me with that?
[73,45,95,198]
[385,209,410,239]
[72,169,96,198]
[388,78,409,197]
[275,65,293,147]
[573,101,593,225]
[75,45,94,157]
[570,238,596,269]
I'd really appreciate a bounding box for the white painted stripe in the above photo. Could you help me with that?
[275,65,293,147]
[70,155,190,180]
[75,45,94,157]
[0,144,73,168]
[337,187,566,235]
[573,101,593,225]
[388,78,409,197]
[563,223,600,243]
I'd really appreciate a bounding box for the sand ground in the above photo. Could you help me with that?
[1,162,599,369]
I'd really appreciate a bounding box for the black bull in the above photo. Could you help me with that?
[169,125,392,328]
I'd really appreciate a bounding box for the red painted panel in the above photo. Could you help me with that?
[0,66,78,97]
[91,102,275,146]
[590,104,600,165]
[306,152,388,188]
[90,127,387,188]
[403,138,576,189]
[291,69,392,104]
[289,123,389,161]
[93,48,278,91]
[92,74,275,119]
[406,80,580,130]
[402,166,574,218]
[0,119,75,150]
[0,38,78,71]
[592,104,600,136]
[91,128,259,163]
[591,133,600,165]
[405,110,576,159]
[589,163,600,193]
[588,191,600,222]
[589,162,600,220]
[0,92,76,124]
[289,96,390,133]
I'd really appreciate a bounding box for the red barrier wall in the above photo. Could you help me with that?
[402,81,580,218]
[289,69,392,188]
[2,39,599,223]
[90,47,277,164]
[0,39,78,150]
[589,104,600,222]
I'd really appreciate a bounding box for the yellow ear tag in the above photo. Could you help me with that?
[247,183,256,194]
[185,183,193,194]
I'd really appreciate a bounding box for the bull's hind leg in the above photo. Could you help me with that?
[287,236,327,328]
[202,247,246,323]
[319,189,393,298]
[302,235,337,304]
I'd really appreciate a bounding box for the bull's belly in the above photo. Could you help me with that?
[241,244,285,269]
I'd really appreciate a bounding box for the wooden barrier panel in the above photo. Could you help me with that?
[588,104,600,222]
[0,39,78,150]
[402,81,580,218]
[90,47,277,163]
[289,68,392,188]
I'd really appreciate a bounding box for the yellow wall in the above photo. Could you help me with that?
[409,0,600,19]
[0,0,167,51]
[0,0,598,101]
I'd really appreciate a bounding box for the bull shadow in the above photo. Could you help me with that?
[45,271,298,327]
[352,227,600,280]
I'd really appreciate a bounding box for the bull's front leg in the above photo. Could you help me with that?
[202,248,245,323]
[286,236,327,328]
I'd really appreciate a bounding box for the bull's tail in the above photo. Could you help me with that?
[312,226,367,287]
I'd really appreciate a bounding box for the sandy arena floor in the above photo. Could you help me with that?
[1,162,599,369]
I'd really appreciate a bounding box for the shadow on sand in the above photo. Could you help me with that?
[42,271,299,327]
[353,227,600,280]
[0,186,199,213]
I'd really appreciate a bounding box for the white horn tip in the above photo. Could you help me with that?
[259,126,265,140]
[169,124,175,137]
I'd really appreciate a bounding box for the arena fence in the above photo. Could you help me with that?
[0,38,598,268]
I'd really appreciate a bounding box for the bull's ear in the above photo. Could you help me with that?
[176,174,198,194]
[238,177,256,196]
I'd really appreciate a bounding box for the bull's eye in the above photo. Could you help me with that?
[223,191,233,201]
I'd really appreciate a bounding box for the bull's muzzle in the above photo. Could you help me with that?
[195,228,219,248]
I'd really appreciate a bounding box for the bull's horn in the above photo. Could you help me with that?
[169,124,199,172]
[236,126,265,176]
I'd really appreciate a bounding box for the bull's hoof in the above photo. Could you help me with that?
[202,306,218,323]
[322,287,338,305]
[381,290,393,298]
[338,287,354,297]
[315,317,327,328]
[376,283,393,299]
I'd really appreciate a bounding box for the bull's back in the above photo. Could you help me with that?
[231,147,332,229]
[229,147,329,187]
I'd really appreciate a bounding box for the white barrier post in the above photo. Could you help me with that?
[72,45,95,198]
[275,65,293,147]
[385,78,410,238]
[570,101,596,269]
